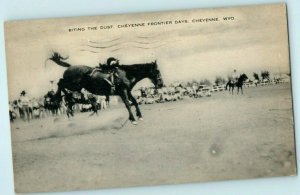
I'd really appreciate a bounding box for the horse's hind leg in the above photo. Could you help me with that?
[119,90,136,124]
[128,91,143,120]
[56,79,71,99]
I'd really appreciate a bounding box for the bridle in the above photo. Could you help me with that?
[154,71,163,88]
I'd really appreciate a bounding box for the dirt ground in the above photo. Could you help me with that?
[10,83,297,193]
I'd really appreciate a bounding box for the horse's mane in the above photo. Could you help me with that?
[119,62,157,75]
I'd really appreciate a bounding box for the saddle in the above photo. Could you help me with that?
[89,67,119,94]
[230,79,237,85]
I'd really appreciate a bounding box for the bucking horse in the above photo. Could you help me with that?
[48,52,164,124]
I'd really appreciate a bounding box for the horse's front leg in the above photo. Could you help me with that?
[241,86,243,94]
[91,101,98,116]
[119,90,137,124]
[105,95,110,108]
[66,103,74,118]
[128,91,143,120]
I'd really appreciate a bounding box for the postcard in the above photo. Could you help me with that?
[5,3,296,193]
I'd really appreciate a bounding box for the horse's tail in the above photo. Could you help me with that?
[48,52,71,68]
[225,82,228,90]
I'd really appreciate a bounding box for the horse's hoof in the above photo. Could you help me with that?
[138,117,144,121]
[131,121,138,125]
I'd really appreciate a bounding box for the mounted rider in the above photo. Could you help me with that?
[90,57,120,93]
[231,69,239,84]
[101,57,120,85]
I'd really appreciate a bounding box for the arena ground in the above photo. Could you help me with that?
[10,83,297,193]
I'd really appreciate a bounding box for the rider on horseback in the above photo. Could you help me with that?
[102,57,119,83]
[102,57,120,93]
[90,57,120,93]
[231,69,239,84]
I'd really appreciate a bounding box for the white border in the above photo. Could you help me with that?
[1,1,299,194]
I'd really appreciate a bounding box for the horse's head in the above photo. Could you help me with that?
[149,61,164,89]
[240,74,248,81]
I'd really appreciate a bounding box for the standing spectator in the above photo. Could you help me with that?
[19,90,30,122]
[99,96,107,110]
[9,101,17,122]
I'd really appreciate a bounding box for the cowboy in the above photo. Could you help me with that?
[103,57,119,83]
[140,87,147,98]
[19,90,30,121]
[99,57,120,93]
[231,69,239,84]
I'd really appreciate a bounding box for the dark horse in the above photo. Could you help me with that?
[63,92,99,118]
[44,90,61,115]
[48,52,164,124]
[225,74,248,95]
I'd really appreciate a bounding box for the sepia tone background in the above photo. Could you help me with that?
[5,4,289,99]
[0,0,300,195]
[5,4,290,99]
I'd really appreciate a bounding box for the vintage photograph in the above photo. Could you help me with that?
[5,3,296,193]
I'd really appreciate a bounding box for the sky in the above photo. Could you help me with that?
[5,3,290,99]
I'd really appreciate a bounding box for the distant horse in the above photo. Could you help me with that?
[225,74,248,95]
[63,92,99,117]
[274,78,280,84]
[48,52,164,124]
[44,90,61,115]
